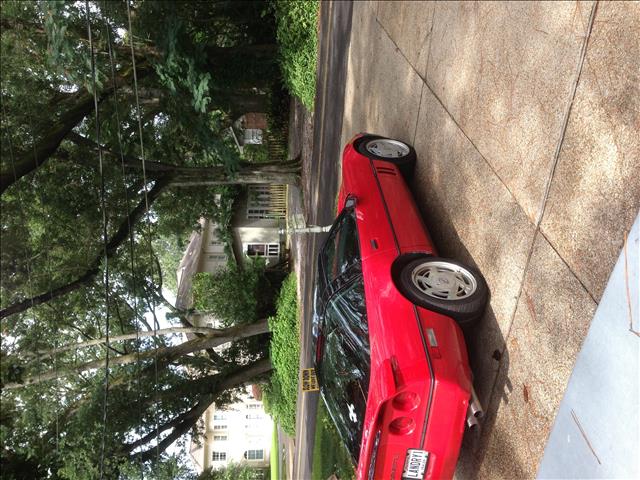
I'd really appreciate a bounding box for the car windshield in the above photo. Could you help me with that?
[319,210,360,286]
[319,278,370,462]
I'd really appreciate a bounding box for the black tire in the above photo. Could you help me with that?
[397,256,488,326]
[354,134,417,180]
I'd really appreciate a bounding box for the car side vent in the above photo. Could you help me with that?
[376,166,396,176]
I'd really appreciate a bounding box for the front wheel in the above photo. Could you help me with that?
[397,256,488,326]
[354,135,416,180]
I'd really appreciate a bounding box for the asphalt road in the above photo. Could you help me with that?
[291,2,353,479]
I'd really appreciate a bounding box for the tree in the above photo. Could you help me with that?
[1,1,293,477]
[192,259,283,328]
[0,1,287,193]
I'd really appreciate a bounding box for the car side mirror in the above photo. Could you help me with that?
[344,195,357,209]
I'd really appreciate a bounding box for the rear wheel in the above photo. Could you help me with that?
[397,256,488,326]
[354,135,416,180]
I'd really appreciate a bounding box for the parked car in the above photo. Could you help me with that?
[312,134,488,480]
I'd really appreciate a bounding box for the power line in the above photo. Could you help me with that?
[26,107,62,460]
[126,0,162,466]
[84,2,112,477]
[102,8,145,477]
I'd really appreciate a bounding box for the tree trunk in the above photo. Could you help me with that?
[204,44,277,90]
[67,132,301,182]
[170,161,301,187]
[21,326,241,361]
[216,91,271,120]
[2,319,270,389]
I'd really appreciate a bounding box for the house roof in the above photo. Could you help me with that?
[175,219,206,310]
[250,384,263,401]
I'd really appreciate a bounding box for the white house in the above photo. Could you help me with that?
[230,185,287,268]
[174,184,287,475]
[188,387,272,474]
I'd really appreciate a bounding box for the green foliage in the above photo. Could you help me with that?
[192,259,274,326]
[200,462,269,480]
[312,402,355,480]
[241,144,270,163]
[262,274,299,435]
[274,0,320,109]
[0,1,287,476]
[209,186,240,249]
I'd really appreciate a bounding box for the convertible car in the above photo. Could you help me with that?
[313,134,488,480]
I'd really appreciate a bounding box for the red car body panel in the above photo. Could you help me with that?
[333,135,473,479]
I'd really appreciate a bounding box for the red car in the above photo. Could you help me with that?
[313,134,488,480]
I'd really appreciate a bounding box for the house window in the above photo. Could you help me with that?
[212,451,227,461]
[246,243,279,258]
[213,435,227,441]
[213,425,227,430]
[244,449,264,460]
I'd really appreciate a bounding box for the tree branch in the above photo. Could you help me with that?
[0,66,151,195]
[128,357,272,460]
[0,176,171,319]
[125,395,214,454]
[3,319,269,389]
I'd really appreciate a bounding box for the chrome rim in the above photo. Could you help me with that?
[411,261,477,300]
[365,138,410,158]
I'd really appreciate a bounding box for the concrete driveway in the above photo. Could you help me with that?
[337,1,639,478]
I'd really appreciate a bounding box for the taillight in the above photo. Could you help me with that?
[392,391,420,412]
[389,416,416,435]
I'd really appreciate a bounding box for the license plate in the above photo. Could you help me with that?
[402,449,429,479]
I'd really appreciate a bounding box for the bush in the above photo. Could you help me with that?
[241,144,270,163]
[262,273,299,435]
[274,0,319,109]
[192,259,278,326]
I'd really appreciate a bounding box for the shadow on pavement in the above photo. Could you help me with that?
[409,178,521,478]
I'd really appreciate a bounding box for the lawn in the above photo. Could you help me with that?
[274,0,320,110]
[311,401,356,480]
[262,273,300,435]
[270,426,279,480]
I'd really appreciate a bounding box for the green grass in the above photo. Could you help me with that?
[311,402,356,480]
[263,273,300,435]
[270,426,279,480]
[274,0,319,110]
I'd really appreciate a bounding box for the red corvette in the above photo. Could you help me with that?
[313,134,488,480]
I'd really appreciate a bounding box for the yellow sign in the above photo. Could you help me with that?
[301,368,319,392]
